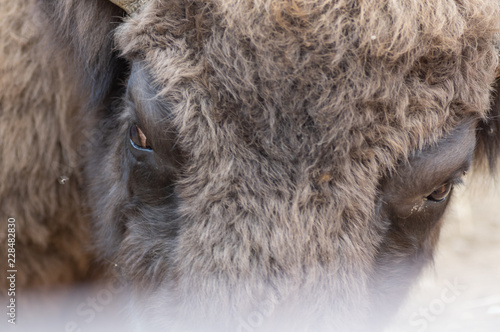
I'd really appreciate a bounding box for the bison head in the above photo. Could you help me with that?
[47,0,500,330]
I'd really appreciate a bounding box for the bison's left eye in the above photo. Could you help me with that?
[426,183,452,203]
[129,124,153,151]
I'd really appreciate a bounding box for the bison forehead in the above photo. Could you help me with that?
[117,0,498,167]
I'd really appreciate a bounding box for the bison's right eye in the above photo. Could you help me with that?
[129,124,153,151]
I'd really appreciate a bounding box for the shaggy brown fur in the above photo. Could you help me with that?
[0,0,93,289]
[1,0,500,330]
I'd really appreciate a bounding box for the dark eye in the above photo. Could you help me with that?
[129,124,153,151]
[426,183,452,203]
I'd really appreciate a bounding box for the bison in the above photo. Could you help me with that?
[1,0,500,330]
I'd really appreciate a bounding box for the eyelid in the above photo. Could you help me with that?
[441,166,468,189]
[447,160,470,183]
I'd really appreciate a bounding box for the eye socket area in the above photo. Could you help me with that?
[380,165,469,221]
[129,124,153,151]
[424,171,467,204]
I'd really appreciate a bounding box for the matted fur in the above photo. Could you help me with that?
[1,0,500,330]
